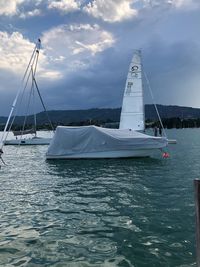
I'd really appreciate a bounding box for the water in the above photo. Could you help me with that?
[0,129,199,266]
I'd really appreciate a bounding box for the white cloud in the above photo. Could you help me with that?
[0,32,35,73]
[39,70,62,79]
[141,0,200,9]
[42,23,115,73]
[83,0,137,22]
[0,24,114,84]
[169,0,200,8]
[0,0,80,17]
[19,8,41,19]
[0,0,24,16]
[48,0,80,13]
[0,31,61,80]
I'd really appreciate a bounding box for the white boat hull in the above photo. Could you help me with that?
[46,125,168,159]
[4,137,51,145]
[46,148,161,159]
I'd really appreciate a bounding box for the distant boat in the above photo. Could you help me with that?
[46,50,167,159]
[4,136,51,146]
[167,139,177,144]
[1,39,53,146]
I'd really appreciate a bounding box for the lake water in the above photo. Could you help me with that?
[0,129,199,266]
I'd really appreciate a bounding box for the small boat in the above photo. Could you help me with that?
[3,128,52,146]
[4,137,52,145]
[46,125,167,159]
[46,50,168,159]
[167,139,177,144]
[1,39,53,147]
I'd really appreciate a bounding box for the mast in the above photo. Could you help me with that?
[31,40,41,137]
[0,39,41,149]
[119,50,145,131]
[0,89,21,150]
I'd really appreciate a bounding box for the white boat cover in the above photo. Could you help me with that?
[46,125,167,158]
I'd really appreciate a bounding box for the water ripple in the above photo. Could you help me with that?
[0,129,198,266]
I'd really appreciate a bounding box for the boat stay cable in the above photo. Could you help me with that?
[22,39,40,83]
[33,76,55,132]
[2,46,39,147]
[20,68,36,140]
[143,70,167,139]
[0,38,54,164]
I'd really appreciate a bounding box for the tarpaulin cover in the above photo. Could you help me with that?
[46,125,167,157]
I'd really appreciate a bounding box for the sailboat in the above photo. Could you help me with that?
[1,39,53,146]
[120,50,176,144]
[119,50,145,131]
[46,50,168,159]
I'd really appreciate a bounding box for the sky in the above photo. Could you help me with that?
[0,0,200,115]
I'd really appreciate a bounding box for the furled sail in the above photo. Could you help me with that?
[12,129,36,136]
[119,50,145,131]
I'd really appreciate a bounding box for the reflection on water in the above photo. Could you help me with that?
[0,129,198,266]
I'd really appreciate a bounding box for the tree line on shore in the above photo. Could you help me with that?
[1,117,200,131]
[1,105,200,131]
[150,117,200,129]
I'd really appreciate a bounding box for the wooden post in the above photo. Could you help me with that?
[194,179,200,267]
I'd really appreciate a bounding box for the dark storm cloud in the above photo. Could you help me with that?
[1,0,200,115]
[39,47,128,111]
[37,3,200,111]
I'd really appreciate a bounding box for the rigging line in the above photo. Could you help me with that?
[3,60,35,145]
[0,40,40,154]
[31,40,54,133]
[3,45,39,144]
[33,50,39,79]
[5,48,38,129]
[143,71,167,138]
[6,68,32,130]
[0,39,40,151]
[31,68,37,135]
[22,39,40,83]
[0,90,20,150]
[33,77,55,132]
[16,67,36,152]
[33,40,41,78]
[22,43,37,83]
[0,61,34,148]
[31,42,40,136]
[20,68,35,139]
[23,47,38,93]
[0,75,27,150]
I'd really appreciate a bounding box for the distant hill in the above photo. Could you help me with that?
[1,104,200,126]
[146,104,200,120]
[0,108,121,126]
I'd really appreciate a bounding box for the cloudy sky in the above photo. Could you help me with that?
[0,0,200,115]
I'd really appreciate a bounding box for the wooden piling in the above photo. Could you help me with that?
[194,179,200,267]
